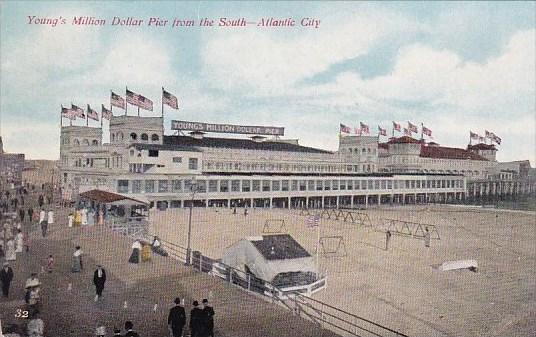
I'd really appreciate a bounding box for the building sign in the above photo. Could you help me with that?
[171,120,285,136]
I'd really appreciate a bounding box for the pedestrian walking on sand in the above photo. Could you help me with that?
[46,255,54,273]
[190,300,204,337]
[19,208,25,222]
[72,246,83,272]
[0,262,14,297]
[93,265,106,301]
[385,230,392,251]
[27,207,34,223]
[168,297,186,337]
[424,227,431,248]
[202,298,215,337]
[38,195,44,209]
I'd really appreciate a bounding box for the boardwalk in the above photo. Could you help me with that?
[0,204,339,337]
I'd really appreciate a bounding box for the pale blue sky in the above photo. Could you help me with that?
[1,1,534,164]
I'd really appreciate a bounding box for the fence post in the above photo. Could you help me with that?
[229,270,232,285]
[247,274,251,291]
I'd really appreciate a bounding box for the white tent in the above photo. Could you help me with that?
[222,234,317,283]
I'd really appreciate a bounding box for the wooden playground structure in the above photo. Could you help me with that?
[299,208,373,228]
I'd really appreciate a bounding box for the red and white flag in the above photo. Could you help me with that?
[71,104,85,118]
[87,104,99,121]
[403,128,411,136]
[61,105,75,120]
[111,92,125,109]
[162,88,179,109]
[393,121,401,132]
[470,131,479,140]
[340,123,351,133]
[408,121,418,133]
[422,126,432,137]
[493,135,502,145]
[101,105,112,120]
[360,122,370,134]
[306,214,320,228]
[378,126,387,136]
[126,89,153,111]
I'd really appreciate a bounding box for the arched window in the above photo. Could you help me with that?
[92,140,99,146]
[111,134,115,142]
[141,133,148,141]
[73,139,80,146]
[151,134,159,142]
[130,149,135,156]
[117,132,124,141]
[130,133,137,140]
[82,139,90,146]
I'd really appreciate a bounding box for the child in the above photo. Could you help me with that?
[46,255,54,273]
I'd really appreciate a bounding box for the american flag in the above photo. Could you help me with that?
[340,123,351,133]
[378,126,387,136]
[493,135,501,145]
[393,121,401,132]
[101,104,112,120]
[71,104,85,118]
[403,127,411,136]
[470,131,479,140]
[87,104,99,121]
[408,121,418,133]
[360,122,370,134]
[111,91,125,109]
[485,130,492,139]
[422,126,432,137]
[162,88,179,109]
[306,214,320,228]
[61,105,75,120]
[126,89,153,111]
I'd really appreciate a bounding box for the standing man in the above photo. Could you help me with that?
[27,207,34,224]
[202,299,215,337]
[424,227,431,248]
[168,297,186,337]
[18,208,25,223]
[39,209,47,237]
[124,321,140,337]
[93,265,106,301]
[190,300,203,337]
[0,262,14,297]
[385,230,392,251]
[38,195,44,209]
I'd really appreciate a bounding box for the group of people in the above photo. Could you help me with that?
[38,209,54,238]
[168,298,215,337]
[68,207,104,227]
[0,218,25,261]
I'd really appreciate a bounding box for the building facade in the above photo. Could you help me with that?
[0,136,25,186]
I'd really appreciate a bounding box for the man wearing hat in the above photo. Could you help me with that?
[0,262,14,297]
[93,264,106,301]
[189,300,204,337]
[202,299,215,337]
[168,297,186,337]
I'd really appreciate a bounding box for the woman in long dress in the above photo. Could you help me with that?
[87,209,95,226]
[71,246,83,272]
[151,236,168,257]
[74,210,81,226]
[5,238,16,261]
[128,240,142,264]
[15,229,23,253]
[81,209,88,226]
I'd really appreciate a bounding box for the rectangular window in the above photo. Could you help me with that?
[324,180,331,190]
[410,180,415,189]
[208,180,218,192]
[242,180,251,192]
[263,180,271,192]
[374,180,380,190]
[145,180,155,193]
[117,180,129,193]
[347,180,353,190]
[197,180,206,193]
[405,180,411,189]
[316,180,323,191]
[368,180,373,190]
[252,180,261,192]
[188,158,198,170]
[381,180,386,190]
[299,180,307,191]
[231,180,240,192]
[281,180,289,191]
[170,200,181,208]
[158,180,169,193]
[172,180,182,192]
[339,180,346,190]
[332,180,338,190]
[272,180,280,191]
[148,150,159,157]
[387,180,393,189]
[393,180,398,189]
[172,157,182,163]
[291,180,298,191]
[220,180,229,192]
[132,180,142,193]
[308,180,315,191]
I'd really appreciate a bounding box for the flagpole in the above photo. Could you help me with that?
[60,106,62,129]
[137,106,140,117]
[161,87,164,118]
[86,106,89,127]
[125,87,128,116]
[421,123,423,140]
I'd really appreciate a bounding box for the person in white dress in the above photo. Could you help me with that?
[39,210,46,224]
[47,210,54,225]
[68,213,74,227]
[5,239,16,261]
[15,229,23,253]
[81,208,88,226]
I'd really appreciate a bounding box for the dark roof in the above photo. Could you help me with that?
[420,145,488,161]
[250,234,311,261]
[467,143,496,151]
[163,135,332,154]
[387,136,423,144]
[79,189,147,204]
[130,143,201,152]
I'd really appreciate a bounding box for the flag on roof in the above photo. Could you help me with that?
[110,92,125,109]
[403,128,411,136]
[360,122,370,134]
[101,105,112,120]
[71,104,85,118]
[126,89,153,111]
[393,121,401,132]
[408,121,418,133]
[493,135,502,145]
[470,131,479,140]
[340,123,351,133]
[162,88,179,109]
[61,105,75,120]
[378,126,387,136]
[422,126,432,137]
[87,104,99,121]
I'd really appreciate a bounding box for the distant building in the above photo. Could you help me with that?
[0,136,25,186]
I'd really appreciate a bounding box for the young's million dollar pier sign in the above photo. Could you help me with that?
[171,120,285,136]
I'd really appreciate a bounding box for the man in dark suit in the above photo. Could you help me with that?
[168,297,186,337]
[0,262,14,297]
[124,321,140,337]
[93,265,106,301]
[202,299,215,337]
[189,301,204,337]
